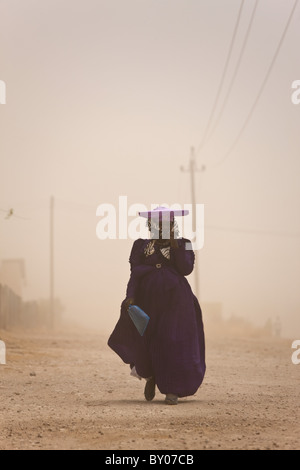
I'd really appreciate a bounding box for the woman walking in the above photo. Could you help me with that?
[108,206,206,405]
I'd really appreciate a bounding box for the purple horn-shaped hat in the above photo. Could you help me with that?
[139,206,189,221]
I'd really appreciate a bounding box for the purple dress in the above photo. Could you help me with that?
[108,238,206,398]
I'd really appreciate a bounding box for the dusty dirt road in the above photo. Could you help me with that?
[0,327,299,450]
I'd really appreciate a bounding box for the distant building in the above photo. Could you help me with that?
[0,259,26,297]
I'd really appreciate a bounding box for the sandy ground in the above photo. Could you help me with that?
[0,327,299,450]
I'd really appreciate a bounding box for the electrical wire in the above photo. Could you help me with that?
[0,208,29,220]
[206,0,260,145]
[214,0,299,167]
[205,224,300,238]
[196,0,246,156]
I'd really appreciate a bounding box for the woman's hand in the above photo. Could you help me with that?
[124,297,135,311]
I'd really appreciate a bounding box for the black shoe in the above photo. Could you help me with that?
[165,394,178,405]
[144,377,156,401]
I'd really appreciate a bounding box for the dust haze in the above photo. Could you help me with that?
[0,0,300,339]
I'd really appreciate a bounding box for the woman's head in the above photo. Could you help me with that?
[147,218,179,240]
[139,205,186,241]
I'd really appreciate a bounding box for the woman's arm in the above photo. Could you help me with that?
[171,238,195,276]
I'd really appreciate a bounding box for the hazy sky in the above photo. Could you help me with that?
[0,0,299,336]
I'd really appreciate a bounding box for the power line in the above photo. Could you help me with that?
[0,207,29,220]
[206,0,260,145]
[196,0,245,156]
[214,0,299,167]
[206,225,300,238]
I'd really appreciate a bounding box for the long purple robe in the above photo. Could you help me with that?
[108,238,206,398]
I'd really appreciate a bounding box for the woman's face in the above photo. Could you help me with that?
[149,219,175,240]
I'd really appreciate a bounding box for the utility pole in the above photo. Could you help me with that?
[50,195,54,329]
[181,147,205,300]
